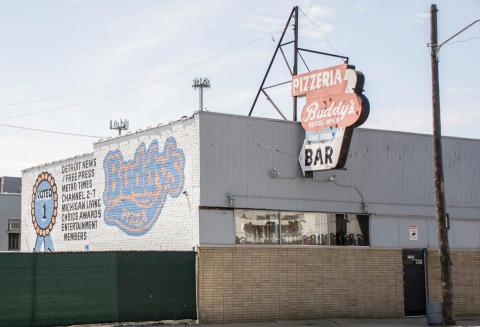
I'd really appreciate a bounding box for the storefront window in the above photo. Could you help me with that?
[332,214,370,246]
[280,212,329,245]
[235,210,369,246]
[235,209,279,244]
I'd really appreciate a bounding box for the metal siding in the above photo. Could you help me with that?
[370,215,400,248]
[0,177,21,193]
[450,219,480,248]
[0,194,21,251]
[199,112,480,222]
[199,209,234,245]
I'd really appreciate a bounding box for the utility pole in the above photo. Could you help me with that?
[429,4,455,325]
[292,6,299,121]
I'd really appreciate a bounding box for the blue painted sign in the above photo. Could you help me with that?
[103,137,185,236]
[32,172,58,252]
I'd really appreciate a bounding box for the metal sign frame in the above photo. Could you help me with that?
[248,6,350,121]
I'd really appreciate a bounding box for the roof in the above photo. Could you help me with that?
[20,110,480,173]
[22,152,94,173]
[200,111,480,143]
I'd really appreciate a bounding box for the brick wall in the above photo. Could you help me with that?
[427,249,480,316]
[21,115,200,252]
[198,246,404,323]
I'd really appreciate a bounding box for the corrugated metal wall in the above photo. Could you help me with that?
[0,251,196,327]
[199,111,480,220]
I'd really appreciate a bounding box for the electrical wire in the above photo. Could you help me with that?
[0,48,229,86]
[0,68,177,107]
[0,123,105,138]
[0,34,270,108]
[0,34,269,120]
[298,7,339,54]
[0,54,228,107]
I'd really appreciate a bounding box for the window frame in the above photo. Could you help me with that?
[8,233,20,251]
[234,209,370,247]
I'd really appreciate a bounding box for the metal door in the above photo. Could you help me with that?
[403,249,426,316]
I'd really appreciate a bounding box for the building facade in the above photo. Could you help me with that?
[21,111,480,321]
[0,177,21,251]
[22,116,199,252]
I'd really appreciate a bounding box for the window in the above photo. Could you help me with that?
[235,210,369,246]
[8,219,21,232]
[8,233,20,251]
[331,214,370,246]
[280,212,329,245]
[235,210,278,244]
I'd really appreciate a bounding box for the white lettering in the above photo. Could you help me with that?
[293,67,345,95]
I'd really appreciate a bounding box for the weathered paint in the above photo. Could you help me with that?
[21,116,200,252]
[19,111,480,250]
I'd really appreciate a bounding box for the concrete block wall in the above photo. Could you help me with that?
[21,116,200,252]
[427,249,480,316]
[197,246,404,323]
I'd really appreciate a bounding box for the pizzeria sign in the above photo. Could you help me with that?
[294,63,370,174]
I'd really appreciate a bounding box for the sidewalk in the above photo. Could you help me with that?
[195,317,480,327]
[76,317,480,327]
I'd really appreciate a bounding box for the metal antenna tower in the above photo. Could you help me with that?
[109,119,129,136]
[248,6,349,121]
[192,77,211,111]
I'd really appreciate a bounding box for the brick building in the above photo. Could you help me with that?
[21,111,480,322]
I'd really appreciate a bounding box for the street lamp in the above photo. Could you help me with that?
[432,18,480,56]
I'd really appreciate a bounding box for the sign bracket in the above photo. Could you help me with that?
[248,6,350,121]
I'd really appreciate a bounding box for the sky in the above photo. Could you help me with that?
[0,0,479,176]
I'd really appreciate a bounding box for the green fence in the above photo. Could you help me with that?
[0,251,197,327]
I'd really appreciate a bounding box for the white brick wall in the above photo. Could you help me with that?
[21,115,200,252]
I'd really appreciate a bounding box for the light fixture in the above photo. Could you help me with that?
[192,77,211,111]
[269,168,280,178]
[362,202,369,213]
[226,193,235,207]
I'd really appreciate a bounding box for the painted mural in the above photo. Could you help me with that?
[103,137,185,236]
[60,157,101,246]
[23,124,196,253]
[31,172,58,252]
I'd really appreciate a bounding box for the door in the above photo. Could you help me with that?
[403,249,426,316]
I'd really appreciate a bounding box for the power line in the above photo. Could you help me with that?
[0,72,166,107]
[0,49,226,86]
[0,123,105,138]
[0,56,223,107]
[298,7,339,54]
[0,35,270,107]
[0,34,269,120]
